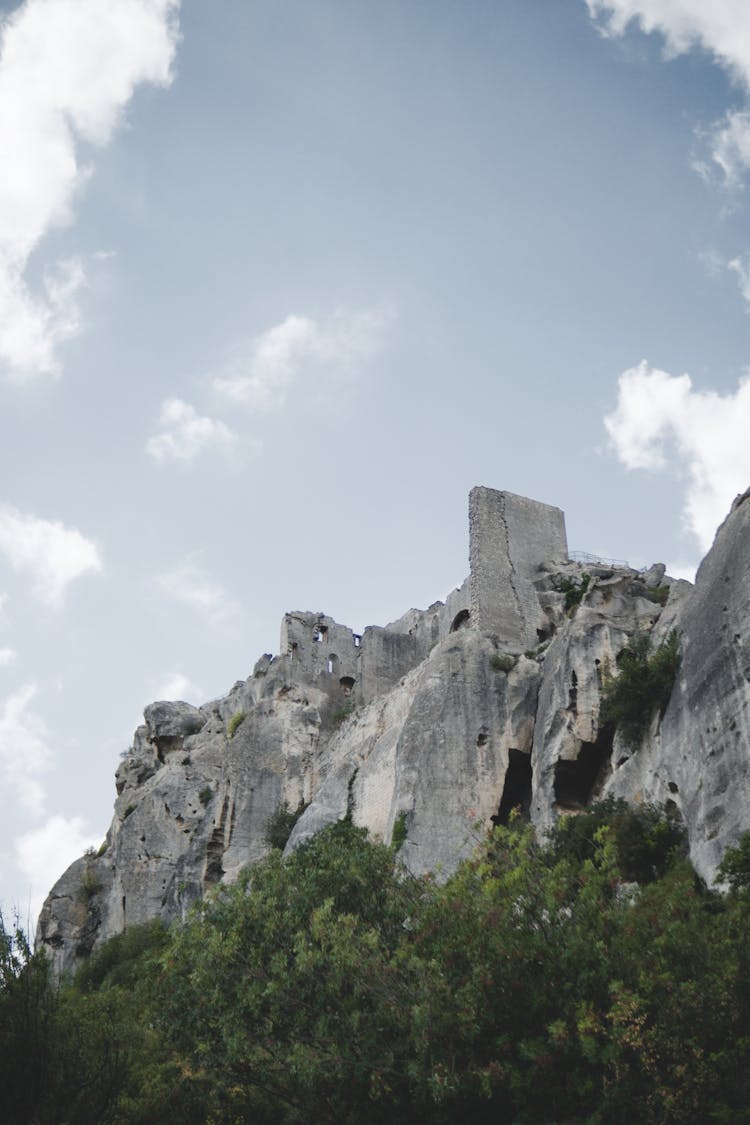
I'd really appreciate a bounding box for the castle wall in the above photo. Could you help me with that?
[280,612,360,689]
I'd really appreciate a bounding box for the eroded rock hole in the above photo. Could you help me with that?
[493,749,532,826]
[568,670,578,712]
[450,609,470,633]
[553,727,613,812]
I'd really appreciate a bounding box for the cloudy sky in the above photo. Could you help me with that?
[2,0,750,924]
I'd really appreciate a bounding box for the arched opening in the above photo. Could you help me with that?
[450,609,470,633]
[340,676,355,696]
[327,654,340,675]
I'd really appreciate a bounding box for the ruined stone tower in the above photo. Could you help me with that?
[468,486,568,648]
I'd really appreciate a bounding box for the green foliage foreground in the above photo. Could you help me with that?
[4,807,750,1123]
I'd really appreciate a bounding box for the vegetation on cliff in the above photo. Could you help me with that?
[600,630,681,746]
[3,805,750,1123]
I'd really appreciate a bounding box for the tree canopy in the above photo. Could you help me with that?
[3,806,750,1123]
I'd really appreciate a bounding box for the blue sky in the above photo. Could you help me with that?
[2,0,750,923]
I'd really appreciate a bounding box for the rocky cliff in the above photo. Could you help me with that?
[37,485,750,977]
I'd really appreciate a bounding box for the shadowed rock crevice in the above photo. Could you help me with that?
[204,795,230,886]
[553,727,614,812]
[493,749,532,826]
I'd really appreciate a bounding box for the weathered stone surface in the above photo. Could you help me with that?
[142,700,207,759]
[288,630,541,877]
[469,487,568,649]
[605,496,750,882]
[36,485,750,978]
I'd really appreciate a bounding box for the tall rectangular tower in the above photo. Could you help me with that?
[469,487,568,647]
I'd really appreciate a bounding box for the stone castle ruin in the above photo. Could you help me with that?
[38,485,750,979]
[277,487,569,712]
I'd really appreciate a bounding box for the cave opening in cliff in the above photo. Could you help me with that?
[493,749,532,826]
[450,609,470,632]
[553,728,613,812]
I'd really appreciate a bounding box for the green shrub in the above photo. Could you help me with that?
[391,810,408,851]
[199,786,212,807]
[550,797,687,883]
[490,653,516,673]
[600,630,680,746]
[552,571,591,612]
[123,804,136,819]
[717,833,750,892]
[227,711,247,739]
[264,800,309,850]
[77,866,102,905]
[73,918,168,994]
[642,584,670,606]
[330,702,355,726]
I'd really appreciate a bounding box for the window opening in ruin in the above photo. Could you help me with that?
[327,654,340,675]
[493,749,532,826]
[289,642,298,659]
[353,634,361,648]
[553,727,614,812]
[313,625,328,643]
[340,676,355,696]
[450,609,470,633]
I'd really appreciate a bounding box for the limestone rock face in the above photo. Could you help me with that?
[36,485,750,977]
[605,493,750,882]
[288,629,541,877]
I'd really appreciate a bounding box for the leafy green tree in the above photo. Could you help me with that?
[551,797,686,883]
[158,820,431,1122]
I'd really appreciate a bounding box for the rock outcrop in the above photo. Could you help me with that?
[37,486,750,977]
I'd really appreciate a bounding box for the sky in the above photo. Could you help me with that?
[2,0,750,926]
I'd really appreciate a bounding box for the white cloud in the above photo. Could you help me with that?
[587,2,750,187]
[146,398,237,462]
[0,505,101,605]
[153,671,203,704]
[0,0,180,379]
[604,360,750,551]
[0,648,16,666]
[214,306,395,408]
[666,562,698,583]
[15,814,102,927]
[157,557,233,620]
[728,253,750,309]
[0,684,51,816]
